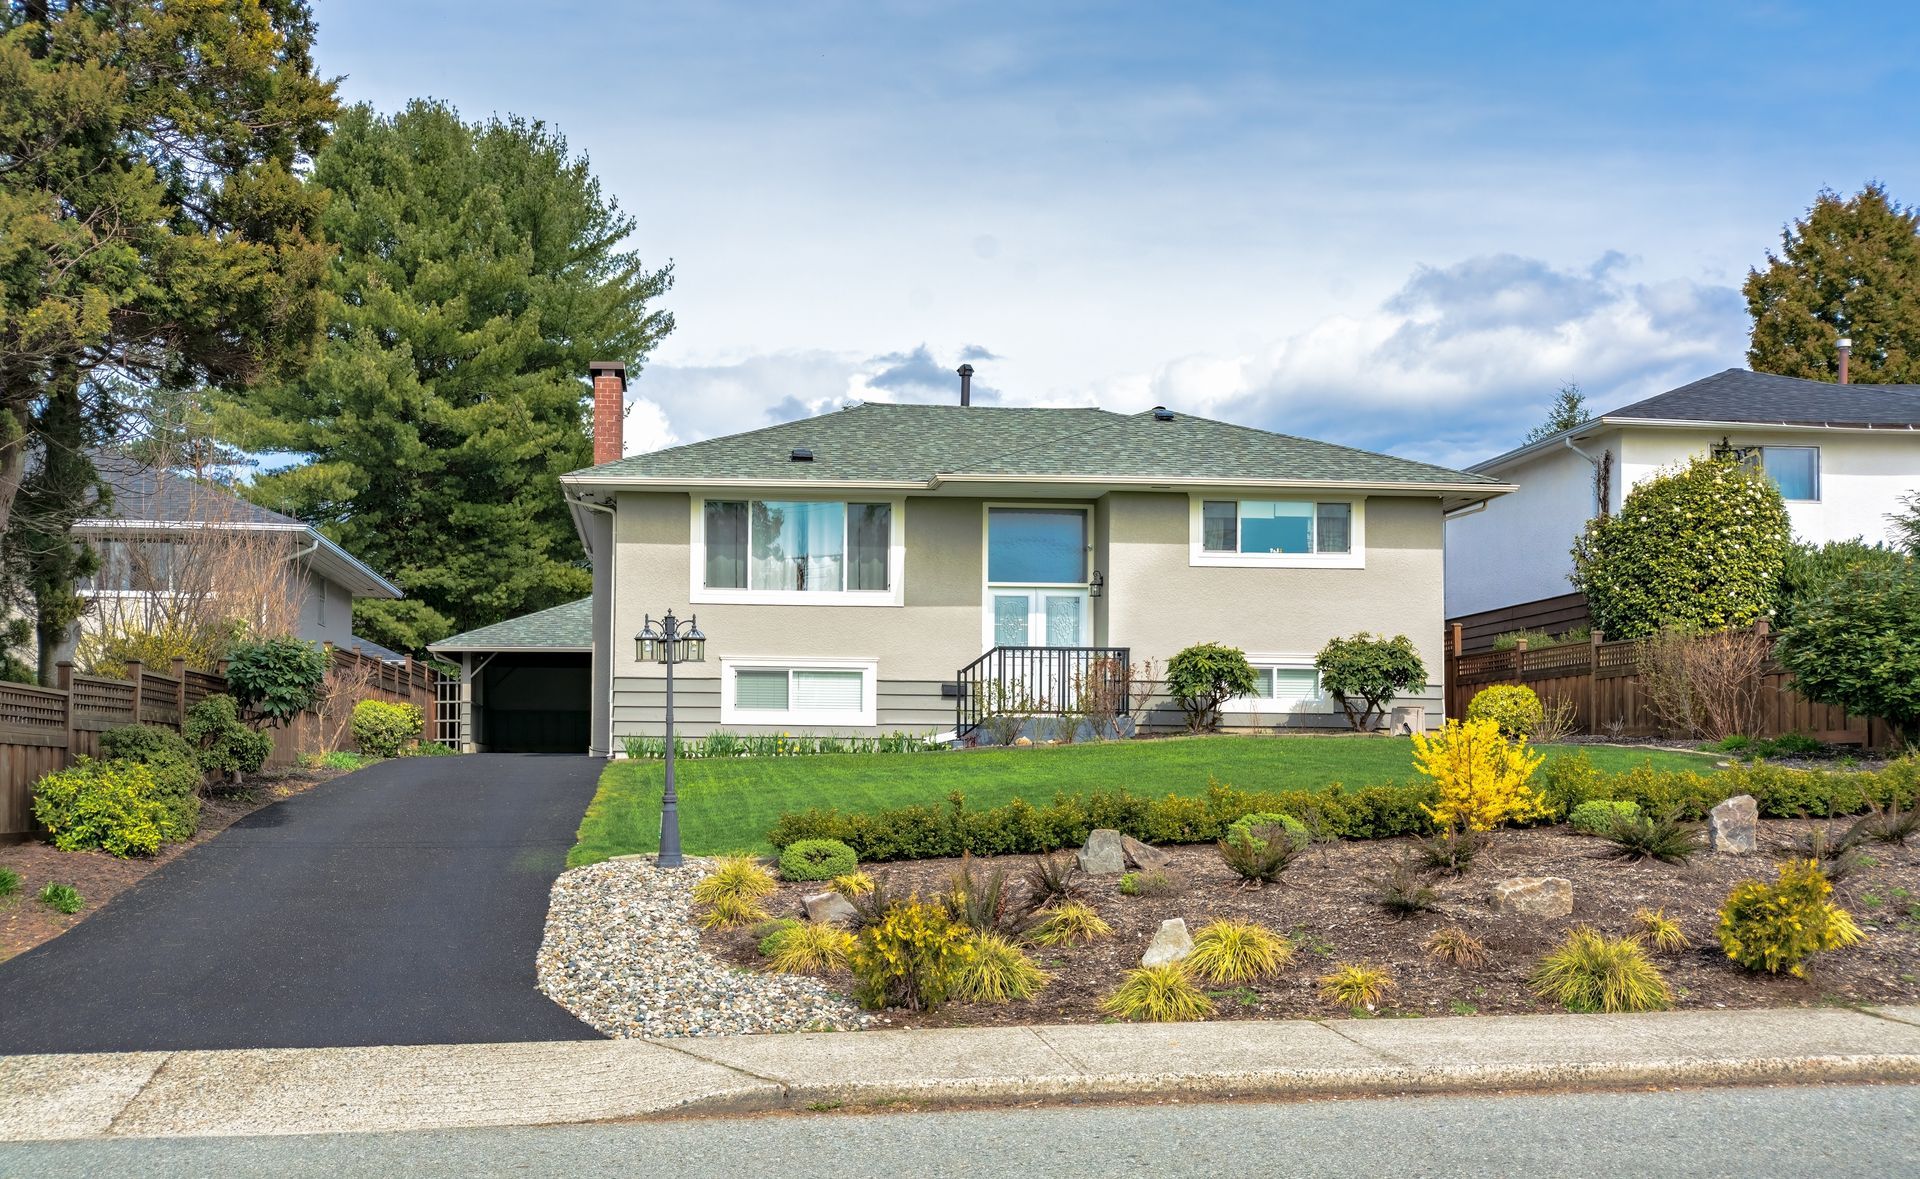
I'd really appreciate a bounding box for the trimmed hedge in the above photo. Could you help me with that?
[1568,799,1640,835]
[778,838,858,881]
[766,758,1920,863]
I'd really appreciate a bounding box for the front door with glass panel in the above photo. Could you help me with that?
[984,506,1091,649]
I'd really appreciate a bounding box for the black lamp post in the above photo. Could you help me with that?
[636,610,706,868]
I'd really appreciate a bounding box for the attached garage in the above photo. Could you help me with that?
[430,599,593,754]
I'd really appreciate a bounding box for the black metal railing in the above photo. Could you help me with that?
[955,645,1131,740]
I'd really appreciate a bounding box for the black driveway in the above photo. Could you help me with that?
[0,754,606,1053]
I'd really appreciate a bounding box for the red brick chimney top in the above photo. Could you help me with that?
[589,361,628,464]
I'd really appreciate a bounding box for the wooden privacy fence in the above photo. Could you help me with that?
[1445,622,1894,748]
[2,646,444,840]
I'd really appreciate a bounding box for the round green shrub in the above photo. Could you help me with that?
[184,694,273,779]
[779,837,858,881]
[1165,642,1258,732]
[98,723,204,839]
[1224,811,1309,850]
[1568,798,1640,836]
[1571,455,1791,641]
[352,699,424,758]
[31,758,167,857]
[1466,684,1545,740]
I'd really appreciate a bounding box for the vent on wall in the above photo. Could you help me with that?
[1152,406,1175,421]
[790,447,814,462]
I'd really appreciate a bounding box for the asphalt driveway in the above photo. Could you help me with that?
[0,755,605,1054]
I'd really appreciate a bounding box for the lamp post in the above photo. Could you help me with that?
[636,610,706,868]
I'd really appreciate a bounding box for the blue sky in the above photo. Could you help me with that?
[316,1,1920,468]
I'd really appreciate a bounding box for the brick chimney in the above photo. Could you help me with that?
[589,361,628,463]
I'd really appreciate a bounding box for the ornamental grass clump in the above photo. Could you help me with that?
[763,922,856,975]
[1317,963,1396,1012]
[1187,919,1292,984]
[849,898,973,1011]
[1100,964,1214,1022]
[1366,854,1439,919]
[1218,824,1302,884]
[1528,927,1673,1013]
[1424,925,1489,970]
[1631,907,1691,952]
[953,933,1050,1003]
[0,867,18,898]
[1028,901,1113,947]
[692,856,777,928]
[1717,859,1864,977]
[831,870,876,897]
[1414,717,1547,836]
[1600,811,1700,865]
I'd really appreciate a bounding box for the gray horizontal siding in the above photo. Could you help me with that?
[1135,682,1444,734]
[611,676,951,741]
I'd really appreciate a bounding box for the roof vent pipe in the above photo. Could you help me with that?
[957,363,974,407]
[1837,337,1852,385]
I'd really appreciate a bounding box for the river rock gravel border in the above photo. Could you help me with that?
[536,856,868,1038]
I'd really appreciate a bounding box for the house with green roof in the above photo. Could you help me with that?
[432,361,1511,754]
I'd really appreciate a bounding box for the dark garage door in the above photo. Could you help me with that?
[478,653,592,753]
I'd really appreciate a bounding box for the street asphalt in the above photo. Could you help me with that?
[3,1084,1914,1178]
[0,754,604,1053]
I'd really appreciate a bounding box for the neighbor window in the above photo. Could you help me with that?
[1760,446,1819,501]
[987,507,1088,584]
[1201,500,1352,555]
[77,539,176,593]
[1224,663,1322,711]
[723,661,875,726]
[703,500,892,592]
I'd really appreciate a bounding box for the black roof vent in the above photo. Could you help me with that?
[1152,406,1174,421]
[790,447,814,462]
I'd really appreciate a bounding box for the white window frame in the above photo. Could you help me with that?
[690,496,906,606]
[719,656,879,727]
[1219,653,1331,715]
[981,501,1095,650]
[1188,494,1366,569]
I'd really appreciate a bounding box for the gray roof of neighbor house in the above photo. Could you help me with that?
[564,403,1504,491]
[429,598,594,653]
[1608,368,1920,427]
[76,453,402,599]
[1469,368,1920,476]
[345,635,409,664]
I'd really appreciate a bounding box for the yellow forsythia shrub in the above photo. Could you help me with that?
[1465,684,1545,739]
[849,898,973,1011]
[1717,859,1864,977]
[1413,717,1547,832]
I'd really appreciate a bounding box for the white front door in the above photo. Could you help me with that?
[988,588,1090,648]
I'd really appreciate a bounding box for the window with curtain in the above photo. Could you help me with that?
[1201,500,1352,555]
[1761,447,1819,501]
[987,507,1087,583]
[730,666,868,717]
[703,500,892,592]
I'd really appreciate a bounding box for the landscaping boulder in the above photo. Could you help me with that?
[1077,828,1126,875]
[1141,918,1193,967]
[1121,834,1174,871]
[1707,794,1758,854]
[1489,876,1573,919]
[801,890,858,926]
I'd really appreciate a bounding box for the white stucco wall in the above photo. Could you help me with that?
[295,567,357,647]
[1447,423,1920,620]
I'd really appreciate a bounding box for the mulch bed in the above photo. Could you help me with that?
[0,767,345,962]
[706,820,1920,1027]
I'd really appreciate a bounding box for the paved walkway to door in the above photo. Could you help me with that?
[0,754,605,1054]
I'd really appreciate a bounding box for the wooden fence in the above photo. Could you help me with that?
[1445,592,1592,656]
[1444,621,1893,747]
[3,646,442,840]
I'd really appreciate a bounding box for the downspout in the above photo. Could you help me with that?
[1564,435,1610,517]
[573,494,618,758]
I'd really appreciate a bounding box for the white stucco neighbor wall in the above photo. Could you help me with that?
[1447,423,1920,620]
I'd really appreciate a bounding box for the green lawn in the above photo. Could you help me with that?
[568,735,1720,864]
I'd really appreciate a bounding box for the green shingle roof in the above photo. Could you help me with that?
[430,598,593,652]
[568,403,1498,487]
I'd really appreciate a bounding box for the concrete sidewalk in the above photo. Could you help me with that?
[5,1006,1919,1142]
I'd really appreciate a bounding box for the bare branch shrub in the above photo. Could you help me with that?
[305,652,380,756]
[1634,626,1769,741]
[1533,693,1579,745]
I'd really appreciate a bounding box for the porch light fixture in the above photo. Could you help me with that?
[635,610,707,868]
[1089,570,1105,598]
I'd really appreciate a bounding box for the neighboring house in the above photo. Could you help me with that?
[74,454,404,654]
[1445,369,1920,628]
[432,362,1510,755]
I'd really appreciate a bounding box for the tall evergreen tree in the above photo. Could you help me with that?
[218,102,675,651]
[1744,183,1920,382]
[1523,382,1590,444]
[0,0,337,537]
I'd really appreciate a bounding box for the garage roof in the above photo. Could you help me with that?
[430,598,593,654]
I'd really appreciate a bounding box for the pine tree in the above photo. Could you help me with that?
[218,102,675,650]
[1524,382,1591,444]
[1745,184,1920,382]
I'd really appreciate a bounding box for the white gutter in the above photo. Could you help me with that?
[559,473,1514,498]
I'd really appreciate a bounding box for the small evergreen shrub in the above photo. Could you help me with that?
[1536,751,1606,818]
[1569,799,1641,835]
[779,838,858,882]
[849,897,973,1010]
[1318,962,1396,1011]
[1717,859,1865,977]
[31,759,167,857]
[98,723,202,840]
[1028,901,1112,947]
[1529,928,1673,1013]
[1118,870,1178,898]
[1218,824,1302,883]
[1187,919,1292,984]
[1315,633,1427,732]
[1164,642,1258,732]
[224,638,329,727]
[953,932,1049,1003]
[1223,811,1308,850]
[37,883,83,914]
[351,699,422,757]
[184,695,273,780]
[1100,964,1214,1022]
[1467,685,1545,740]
